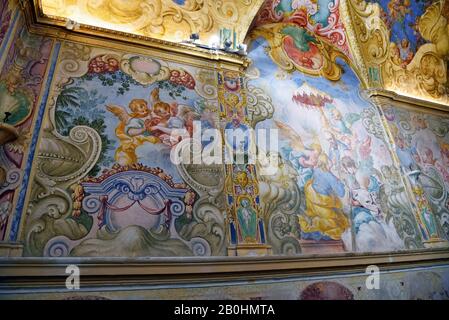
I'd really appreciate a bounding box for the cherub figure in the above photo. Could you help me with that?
[388,0,411,22]
[147,88,189,146]
[398,39,414,67]
[107,93,160,165]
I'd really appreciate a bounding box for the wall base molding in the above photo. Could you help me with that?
[0,243,23,257]
[1,249,448,291]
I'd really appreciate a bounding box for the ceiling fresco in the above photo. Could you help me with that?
[33,0,449,103]
[247,0,352,82]
[348,0,449,103]
[38,0,265,45]
[374,0,434,60]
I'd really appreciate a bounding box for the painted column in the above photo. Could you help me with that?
[0,9,56,256]
[217,69,271,256]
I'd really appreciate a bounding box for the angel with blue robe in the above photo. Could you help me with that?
[275,120,350,240]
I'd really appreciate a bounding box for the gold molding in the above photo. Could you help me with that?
[340,0,370,89]
[365,89,449,115]
[21,0,251,70]
[36,0,265,47]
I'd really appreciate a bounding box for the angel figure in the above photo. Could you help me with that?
[275,120,350,241]
[146,87,194,147]
[107,96,160,165]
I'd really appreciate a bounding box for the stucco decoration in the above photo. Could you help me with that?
[248,0,353,81]
[38,0,265,45]
[346,0,449,103]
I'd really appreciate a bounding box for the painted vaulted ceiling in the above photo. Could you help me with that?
[348,0,449,104]
[35,0,449,104]
[38,0,265,45]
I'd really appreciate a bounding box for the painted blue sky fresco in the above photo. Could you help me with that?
[172,0,186,5]
[247,36,394,171]
[56,64,207,181]
[248,36,367,109]
[368,0,433,53]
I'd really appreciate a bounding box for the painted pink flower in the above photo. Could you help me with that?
[88,55,119,74]
[169,69,196,89]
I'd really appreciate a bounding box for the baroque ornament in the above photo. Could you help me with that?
[347,0,449,103]
[39,0,265,45]
[248,0,352,81]
[21,41,230,257]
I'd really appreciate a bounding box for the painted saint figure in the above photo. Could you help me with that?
[276,120,350,240]
[237,197,258,242]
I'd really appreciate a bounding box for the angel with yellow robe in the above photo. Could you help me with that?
[107,90,161,165]
[275,120,350,240]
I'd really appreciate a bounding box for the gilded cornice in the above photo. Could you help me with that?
[21,0,252,70]
[35,0,265,50]
[339,0,370,89]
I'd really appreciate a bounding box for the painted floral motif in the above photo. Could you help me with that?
[87,55,120,74]
[169,69,196,89]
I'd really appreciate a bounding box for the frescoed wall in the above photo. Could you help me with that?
[0,12,54,245]
[0,0,448,301]
[4,0,448,259]
[21,42,231,257]
[17,38,436,257]
[383,106,449,243]
[246,36,422,255]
